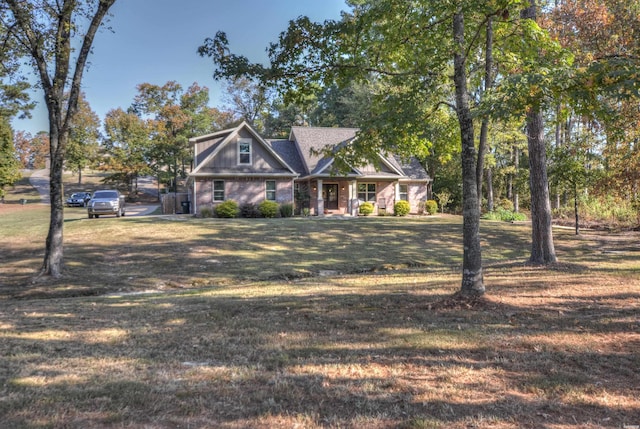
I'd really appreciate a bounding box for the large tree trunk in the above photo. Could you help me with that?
[527,109,557,264]
[42,129,65,277]
[454,11,484,296]
[523,0,557,265]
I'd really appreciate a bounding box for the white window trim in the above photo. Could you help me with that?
[266,180,276,201]
[399,184,408,201]
[238,138,252,165]
[213,180,225,201]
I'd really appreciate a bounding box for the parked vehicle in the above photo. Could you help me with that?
[87,190,126,218]
[66,192,92,207]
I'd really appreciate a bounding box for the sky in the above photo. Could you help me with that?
[12,0,348,135]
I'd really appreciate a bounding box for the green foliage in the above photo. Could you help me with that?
[359,201,374,216]
[496,198,514,212]
[280,202,294,218]
[215,200,239,218]
[258,200,279,218]
[555,195,638,227]
[65,92,101,181]
[482,209,527,222]
[425,200,438,215]
[394,200,410,216]
[240,202,260,218]
[199,207,213,218]
[0,117,21,197]
[434,190,451,213]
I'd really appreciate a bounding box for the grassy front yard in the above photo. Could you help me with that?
[1,204,639,428]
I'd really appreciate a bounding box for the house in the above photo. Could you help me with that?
[188,121,432,216]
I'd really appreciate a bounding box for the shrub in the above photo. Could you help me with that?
[215,200,239,218]
[359,201,374,216]
[482,209,527,222]
[240,202,259,218]
[199,207,213,218]
[394,200,411,216]
[425,199,438,215]
[434,190,451,213]
[259,200,279,218]
[496,198,514,212]
[280,202,294,218]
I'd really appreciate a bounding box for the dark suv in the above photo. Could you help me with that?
[66,192,92,207]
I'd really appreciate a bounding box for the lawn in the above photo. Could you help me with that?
[0,203,639,428]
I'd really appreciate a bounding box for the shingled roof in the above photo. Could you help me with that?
[289,127,359,175]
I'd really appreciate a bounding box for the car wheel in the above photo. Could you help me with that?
[95,214,99,218]
[116,209,121,217]
[88,213,93,219]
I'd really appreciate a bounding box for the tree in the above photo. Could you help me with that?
[66,92,101,184]
[2,0,117,278]
[0,117,21,199]
[13,131,49,169]
[222,77,270,132]
[102,108,153,193]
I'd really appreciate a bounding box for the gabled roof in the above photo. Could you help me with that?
[190,121,298,177]
[289,127,359,176]
[284,126,430,182]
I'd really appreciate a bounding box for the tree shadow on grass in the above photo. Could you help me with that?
[1,285,638,428]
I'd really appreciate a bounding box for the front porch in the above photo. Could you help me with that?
[295,179,399,216]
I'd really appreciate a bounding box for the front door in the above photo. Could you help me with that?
[322,184,339,210]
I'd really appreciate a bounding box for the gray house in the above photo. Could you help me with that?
[188,122,431,216]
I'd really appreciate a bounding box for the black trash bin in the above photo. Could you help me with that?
[181,201,190,214]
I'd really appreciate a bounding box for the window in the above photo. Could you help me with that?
[266,180,276,201]
[238,138,252,164]
[213,180,225,201]
[399,184,408,201]
[357,183,376,202]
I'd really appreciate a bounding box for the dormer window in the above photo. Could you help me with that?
[238,138,252,165]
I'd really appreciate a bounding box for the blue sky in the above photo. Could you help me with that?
[13,0,347,135]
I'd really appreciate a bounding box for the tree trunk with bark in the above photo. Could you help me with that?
[527,109,557,264]
[523,0,557,265]
[454,11,484,296]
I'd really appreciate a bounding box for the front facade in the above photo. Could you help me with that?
[188,122,431,216]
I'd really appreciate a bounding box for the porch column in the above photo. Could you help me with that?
[316,179,324,216]
[349,180,358,216]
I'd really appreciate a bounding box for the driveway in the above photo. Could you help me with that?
[28,169,160,216]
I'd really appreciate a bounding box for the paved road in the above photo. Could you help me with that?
[28,169,50,204]
[28,169,160,216]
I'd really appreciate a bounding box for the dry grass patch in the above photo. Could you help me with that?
[1,211,639,427]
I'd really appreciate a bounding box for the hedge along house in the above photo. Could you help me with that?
[188,122,432,216]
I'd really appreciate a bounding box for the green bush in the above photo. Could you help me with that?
[359,201,374,216]
[259,200,279,218]
[394,200,411,216]
[280,202,294,218]
[496,198,514,212]
[240,202,259,218]
[215,200,239,218]
[425,199,438,215]
[199,207,213,218]
[482,209,527,222]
